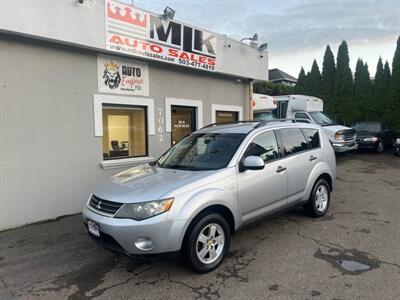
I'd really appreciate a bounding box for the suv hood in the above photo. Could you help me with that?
[355,130,381,137]
[322,125,355,140]
[93,164,216,203]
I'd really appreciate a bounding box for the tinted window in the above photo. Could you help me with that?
[244,131,280,162]
[157,133,246,171]
[354,122,382,132]
[303,128,320,149]
[295,112,310,119]
[279,128,308,156]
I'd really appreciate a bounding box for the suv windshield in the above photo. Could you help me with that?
[309,111,336,126]
[253,111,275,121]
[354,122,381,132]
[157,133,246,171]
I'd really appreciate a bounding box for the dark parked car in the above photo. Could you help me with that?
[394,132,400,156]
[354,122,395,152]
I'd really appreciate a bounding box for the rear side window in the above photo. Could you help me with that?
[279,128,308,156]
[244,131,280,162]
[302,128,320,149]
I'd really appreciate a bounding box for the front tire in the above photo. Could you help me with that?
[303,179,330,218]
[182,213,230,273]
[376,140,384,153]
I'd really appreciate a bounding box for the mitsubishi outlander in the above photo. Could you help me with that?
[83,121,336,273]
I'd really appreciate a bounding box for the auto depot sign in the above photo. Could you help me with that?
[105,0,217,72]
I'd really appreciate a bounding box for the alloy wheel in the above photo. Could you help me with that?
[315,185,328,212]
[196,223,225,264]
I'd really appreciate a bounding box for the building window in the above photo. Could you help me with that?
[102,105,147,160]
[171,106,197,145]
[211,104,243,124]
[215,110,239,123]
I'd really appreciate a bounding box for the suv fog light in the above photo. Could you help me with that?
[135,237,154,251]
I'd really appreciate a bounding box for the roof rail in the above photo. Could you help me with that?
[253,118,296,129]
[201,118,303,131]
[201,121,257,129]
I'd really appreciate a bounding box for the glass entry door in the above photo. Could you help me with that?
[171,106,196,145]
[216,110,239,123]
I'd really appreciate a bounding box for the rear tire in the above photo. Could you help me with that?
[303,179,330,218]
[182,213,230,273]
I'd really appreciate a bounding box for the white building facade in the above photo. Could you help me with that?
[0,0,268,229]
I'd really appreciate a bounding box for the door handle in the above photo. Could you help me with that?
[276,166,287,173]
[309,155,317,161]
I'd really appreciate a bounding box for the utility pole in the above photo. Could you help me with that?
[249,79,254,121]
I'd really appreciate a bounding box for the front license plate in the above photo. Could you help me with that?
[87,220,100,237]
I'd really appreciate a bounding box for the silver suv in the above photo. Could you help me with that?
[83,121,336,273]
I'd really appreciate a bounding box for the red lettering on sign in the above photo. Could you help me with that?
[168,48,179,57]
[179,52,190,60]
[109,35,124,44]
[198,56,207,63]
[150,44,163,53]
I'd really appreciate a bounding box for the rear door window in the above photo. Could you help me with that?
[302,128,320,149]
[278,128,309,156]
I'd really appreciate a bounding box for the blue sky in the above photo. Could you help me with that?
[133,0,400,78]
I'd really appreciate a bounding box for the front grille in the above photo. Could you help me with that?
[89,194,123,215]
[343,129,356,141]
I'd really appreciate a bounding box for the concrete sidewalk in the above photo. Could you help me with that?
[1,151,400,299]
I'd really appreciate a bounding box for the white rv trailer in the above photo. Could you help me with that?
[252,94,277,121]
[254,94,357,153]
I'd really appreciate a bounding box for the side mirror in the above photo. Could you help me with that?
[242,156,265,171]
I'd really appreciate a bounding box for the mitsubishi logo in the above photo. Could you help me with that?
[96,201,102,210]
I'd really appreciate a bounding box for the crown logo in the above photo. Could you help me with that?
[104,61,119,71]
[107,2,147,28]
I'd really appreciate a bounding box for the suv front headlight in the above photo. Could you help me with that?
[334,133,345,141]
[363,137,379,142]
[396,138,400,144]
[114,198,174,220]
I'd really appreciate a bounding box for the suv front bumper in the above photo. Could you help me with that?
[394,143,400,155]
[332,141,358,153]
[82,206,186,255]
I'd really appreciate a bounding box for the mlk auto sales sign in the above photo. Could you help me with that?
[97,56,149,96]
[105,0,217,72]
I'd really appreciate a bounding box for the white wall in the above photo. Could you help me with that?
[0,38,249,230]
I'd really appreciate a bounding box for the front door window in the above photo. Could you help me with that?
[171,106,196,145]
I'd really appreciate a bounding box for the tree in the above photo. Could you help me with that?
[304,71,311,95]
[254,81,295,96]
[373,58,387,119]
[308,60,322,98]
[295,67,307,94]
[321,45,336,116]
[383,60,391,86]
[334,41,354,125]
[354,59,372,121]
[383,61,392,121]
[386,36,400,129]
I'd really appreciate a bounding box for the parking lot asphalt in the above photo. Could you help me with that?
[1,150,400,300]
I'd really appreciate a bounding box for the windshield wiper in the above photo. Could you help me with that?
[163,164,210,171]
